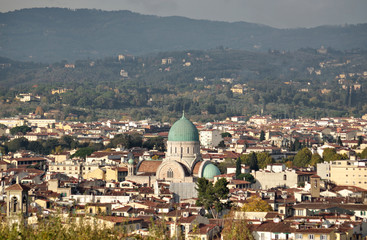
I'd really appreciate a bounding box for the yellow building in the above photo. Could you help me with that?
[83,168,105,180]
[329,159,367,189]
[85,203,111,215]
[105,167,128,182]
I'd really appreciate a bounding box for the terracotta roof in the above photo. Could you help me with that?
[11,157,47,162]
[189,223,218,235]
[252,221,292,233]
[98,216,143,223]
[137,160,162,173]
[5,183,31,191]
[192,161,202,175]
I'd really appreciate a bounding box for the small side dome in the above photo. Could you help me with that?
[202,163,221,180]
[128,157,134,165]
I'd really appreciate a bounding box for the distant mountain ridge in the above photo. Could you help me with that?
[0,8,366,62]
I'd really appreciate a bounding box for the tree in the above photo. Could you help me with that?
[10,125,32,135]
[322,148,347,162]
[237,173,255,183]
[361,147,367,159]
[71,147,94,160]
[358,136,363,147]
[221,132,232,138]
[217,158,235,174]
[293,147,312,167]
[60,135,77,149]
[293,138,301,151]
[257,152,273,169]
[196,177,229,218]
[259,130,265,141]
[27,141,44,154]
[222,211,254,240]
[217,140,226,148]
[241,196,272,212]
[236,157,241,179]
[142,136,165,151]
[6,137,29,152]
[249,152,259,171]
[337,136,343,146]
[109,133,142,149]
[310,153,323,166]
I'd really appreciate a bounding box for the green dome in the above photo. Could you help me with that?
[202,163,221,179]
[168,113,199,142]
[128,157,134,165]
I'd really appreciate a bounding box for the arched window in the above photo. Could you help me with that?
[167,168,173,178]
[283,174,287,180]
[12,196,18,213]
[187,147,189,154]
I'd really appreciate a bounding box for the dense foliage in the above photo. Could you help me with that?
[0,216,127,240]
[241,196,273,212]
[1,47,367,122]
[196,177,230,218]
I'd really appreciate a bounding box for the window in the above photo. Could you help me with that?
[320,235,327,240]
[187,147,189,154]
[283,174,287,180]
[308,234,314,239]
[260,233,265,240]
[274,234,279,239]
[296,234,303,239]
[167,168,173,178]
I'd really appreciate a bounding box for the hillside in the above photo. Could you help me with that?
[1,48,367,121]
[0,8,367,62]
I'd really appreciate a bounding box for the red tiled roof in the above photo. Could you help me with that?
[5,183,31,191]
[137,160,162,173]
[193,161,203,175]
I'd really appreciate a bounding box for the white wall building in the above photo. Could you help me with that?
[199,129,222,148]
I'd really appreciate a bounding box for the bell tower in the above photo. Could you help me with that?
[5,177,30,224]
[310,175,321,198]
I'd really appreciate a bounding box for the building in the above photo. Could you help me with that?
[199,129,222,149]
[5,178,30,224]
[252,164,314,190]
[326,159,367,189]
[126,113,221,201]
[49,160,82,179]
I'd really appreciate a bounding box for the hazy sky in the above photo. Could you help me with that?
[1,0,367,28]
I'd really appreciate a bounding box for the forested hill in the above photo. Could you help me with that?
[0,8,367,62]
[1,48,367,121]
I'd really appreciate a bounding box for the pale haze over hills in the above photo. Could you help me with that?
[1,0,367,28]
[0,8,366,62]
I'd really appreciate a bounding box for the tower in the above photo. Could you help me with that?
[310,175,321,198]
[5,177,30,224]
[128,157,135,176]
